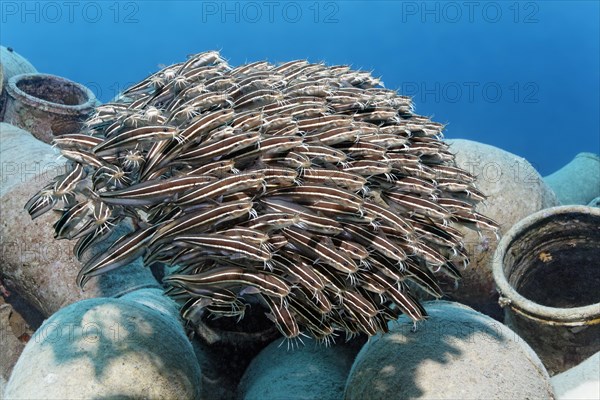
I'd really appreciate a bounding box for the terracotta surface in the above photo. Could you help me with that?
[440,139,560,319]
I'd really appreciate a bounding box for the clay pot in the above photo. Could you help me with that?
[3,73,96,143]
[0,47,36,85]
[493,205,600,375]
[192,303,280,399]
[4,289,202,399]
[437,139,559,320]
[0,123,159,317]
[544,153,600,206]
[238,337,361,400]
[344,301,555,399]
[551,352,600,400]
[0,46,37,120]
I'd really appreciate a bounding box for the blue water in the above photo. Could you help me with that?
[2,0,598,175]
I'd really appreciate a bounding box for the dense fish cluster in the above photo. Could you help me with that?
[26,51,499,343]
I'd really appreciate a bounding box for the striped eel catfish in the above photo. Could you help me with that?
[26,51,499,344]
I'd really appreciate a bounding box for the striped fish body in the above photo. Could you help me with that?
[99,176,215,206]
[77,225,156,287]
[151,200,254,245]
[27,50,502,341]
[164,267,291,299]
[172,233,272,264]
[175,172,265,206]
[282,227,359,275]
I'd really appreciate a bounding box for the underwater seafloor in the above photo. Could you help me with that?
[0,24,599,400]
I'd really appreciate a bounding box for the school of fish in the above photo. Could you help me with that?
[26,51,500,344]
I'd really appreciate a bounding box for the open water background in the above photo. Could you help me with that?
[2,0,599,176]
